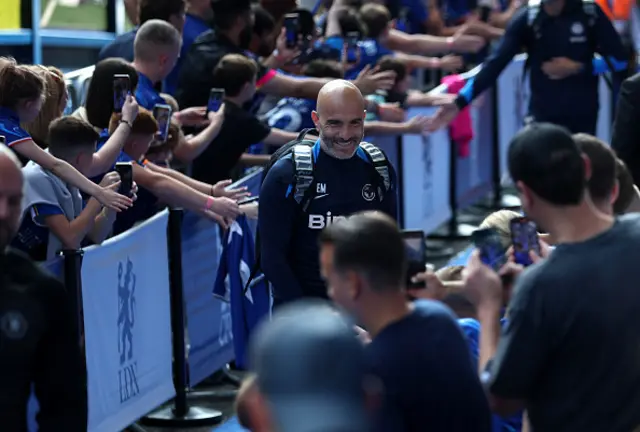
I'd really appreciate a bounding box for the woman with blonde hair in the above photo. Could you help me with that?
[0,57,131,211]
[21,63,141,180]
[21,66,68,149]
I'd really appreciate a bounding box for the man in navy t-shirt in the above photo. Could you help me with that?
[318,211,492,432]
[259,80,398,307]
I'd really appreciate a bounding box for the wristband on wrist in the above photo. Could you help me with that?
[204,196,215,211]
[445,37,454,50]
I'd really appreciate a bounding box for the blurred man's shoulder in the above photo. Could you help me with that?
[2,249,62,289]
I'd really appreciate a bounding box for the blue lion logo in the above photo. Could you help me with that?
[118,258,136,365]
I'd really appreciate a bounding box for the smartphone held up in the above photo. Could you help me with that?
[509,216,541,267]
[113,74,130,113]
[283,13,299,49]
[115,162,133,197]
[401,230,428,288]
[207,88,224,114]
[152,103,172,142]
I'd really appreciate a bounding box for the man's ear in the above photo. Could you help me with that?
[311,111,320,127]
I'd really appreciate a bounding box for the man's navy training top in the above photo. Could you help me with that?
[456,1,626,122]
[259,141,398,303]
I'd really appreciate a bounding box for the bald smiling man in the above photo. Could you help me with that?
[0,144,88,430]
[259,80,398,308]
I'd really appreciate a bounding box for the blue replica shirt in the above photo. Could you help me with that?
[458,318,524,432]
[135,73,166,110]
[0,107,32,165]
[11,204,63,262]
[264,97,317,132]
[456,1,627,123]
[98,29,136,62]
[367,300,492,432]
[164,14,211,95]
[322,37,394,80]
[92,131,159,236]
[259,141,398,304]
[397,0,430,33]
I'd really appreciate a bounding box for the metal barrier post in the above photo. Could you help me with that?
[141,208,223,427]
[61,249,86,358]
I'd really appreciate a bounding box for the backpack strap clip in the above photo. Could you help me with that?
[292,144,315,205]
[360,142,391,193]
[582,0,597,25]
[527,0,541,27]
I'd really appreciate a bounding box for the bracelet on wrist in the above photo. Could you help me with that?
[119,119,132,129]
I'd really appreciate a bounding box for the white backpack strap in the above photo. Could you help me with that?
[359,142,391,192]
[582,0,597,25]
[292,144,314,204]
[527,0,541,26]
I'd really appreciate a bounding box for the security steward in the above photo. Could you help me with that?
[427,0,627,135]
[258,80,398,308]
[0,144,87,430]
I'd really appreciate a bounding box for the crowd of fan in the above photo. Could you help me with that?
[0,0,507,261]
[5,0,640,431]
[234,126,640,432]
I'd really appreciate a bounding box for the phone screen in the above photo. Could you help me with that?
[471,228,506,271]
[238,196,259,205]
[284,14,299,49]
[510,217,540,266]
[152,104,172,142]
[346,32,359,63]
[207,88,224,114]
[115,162,133,196]
[402,230,425,263]
[402,230,426,288]
[113,74,130,114]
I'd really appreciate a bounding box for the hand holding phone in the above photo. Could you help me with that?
[471,228,507,271]
[115,162,133,197]
[152,104,172,142]
[509,217,541,266]
[237,196,259,206]
[113,74,131,114]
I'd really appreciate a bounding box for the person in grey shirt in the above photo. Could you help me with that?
[464,124,640,432]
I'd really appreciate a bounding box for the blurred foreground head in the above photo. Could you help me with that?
[248,300,371,432]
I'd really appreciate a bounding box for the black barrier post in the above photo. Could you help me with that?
[61,249,87,367]
[141,208,223,427]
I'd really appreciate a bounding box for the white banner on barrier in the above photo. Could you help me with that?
[497,54,612,180]
[402,107,452,233]
[82,210,175,432]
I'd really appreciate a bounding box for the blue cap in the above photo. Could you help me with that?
[250,300,370,432]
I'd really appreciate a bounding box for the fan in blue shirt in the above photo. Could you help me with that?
[98,0,190,94]
[324,4,463,80]
[317,212,492,432]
